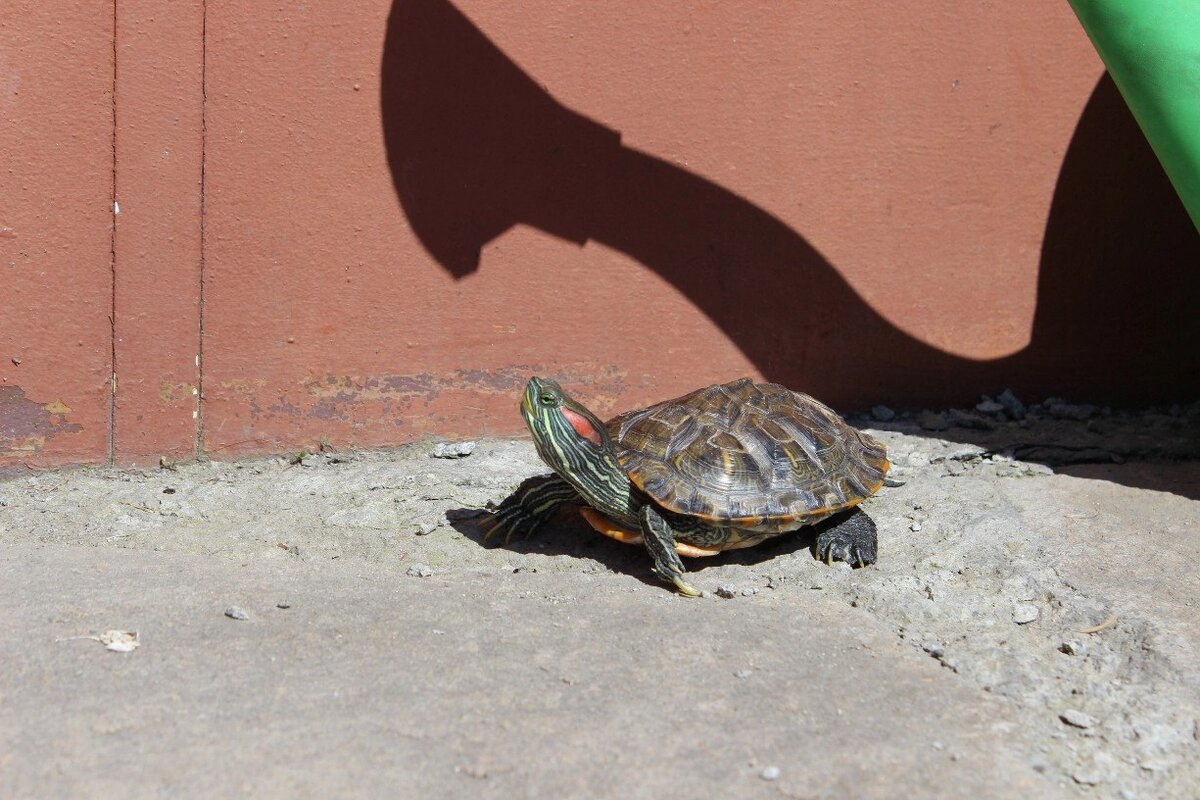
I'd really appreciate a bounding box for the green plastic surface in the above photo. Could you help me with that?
[1069,0,1200,233]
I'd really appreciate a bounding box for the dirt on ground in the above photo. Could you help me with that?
[1,401,1198,799]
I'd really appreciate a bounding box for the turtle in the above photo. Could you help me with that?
[482,376,890,596]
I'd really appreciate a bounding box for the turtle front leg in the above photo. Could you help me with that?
[639,505,701,598]
[482,474,581,545]
[814,507,878,568]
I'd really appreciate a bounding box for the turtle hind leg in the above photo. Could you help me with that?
[814,507,878,568]
[640,505,701,597]
[482,474,580,545]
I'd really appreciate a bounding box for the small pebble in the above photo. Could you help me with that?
[224,605,250,621]
[870,405,896,422]
[919,411,951,431]
[715,585,737,599]
[949,409,993,429]
[1012,604,1040,624]
[1119,789,1136,800]
[759,766,781,781]
[733,669,753,679]
[910,521,923,532]
[1059,639,1086,656]
[432,441,476,459]
[997,388,1025,419]
[975,397,1005,414]
[1060,709,1097,729]
[407,564,433,577]
[299,453,322,468]
[1072,769,1102,786]
[741,587,759,597]
[932,740,944,750]
[416,521,438,536]
[276,601,292,609]
[906,452,931,469]
[1048,402,1097,421]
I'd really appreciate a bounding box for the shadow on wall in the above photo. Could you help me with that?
[380,0,1200,409]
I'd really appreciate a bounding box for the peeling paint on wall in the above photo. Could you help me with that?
[294,365,625,409]
[202,365,631,457]
[0,386,84,455]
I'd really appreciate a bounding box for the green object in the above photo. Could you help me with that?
[1068,0,1200,233]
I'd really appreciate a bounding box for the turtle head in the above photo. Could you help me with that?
[520,377,634,522]
[521,376,613,457]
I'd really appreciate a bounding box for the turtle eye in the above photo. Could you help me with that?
[539,393,557,406]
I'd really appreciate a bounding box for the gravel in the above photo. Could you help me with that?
[1012,604,1040,625]
[224,605,250,621]
[432,441,476,459]
[1057,640,1085,656]
[975,398,1005,415]
[997,388,1026,419]
[1060,709,1097,729]
[871,405,896,422]
[919,411,951,431]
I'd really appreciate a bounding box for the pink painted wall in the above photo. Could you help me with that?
[3,0,1198,467]
[1,1,114,466]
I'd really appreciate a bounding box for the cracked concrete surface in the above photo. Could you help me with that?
[1,411,1197,799]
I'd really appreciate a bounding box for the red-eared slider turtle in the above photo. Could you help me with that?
[484,377,890,596]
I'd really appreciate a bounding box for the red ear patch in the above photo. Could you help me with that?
[560,407,603,446]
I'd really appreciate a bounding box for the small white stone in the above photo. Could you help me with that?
[759,766,781,781]
[432,441,476,458]
[910,521,923,532]
[1012,604,1040,624]
[1059,639,1086,656]
[1060,709,1097,729]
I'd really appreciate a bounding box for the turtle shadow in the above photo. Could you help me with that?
[446,505,662,590]
[446,503,861,589]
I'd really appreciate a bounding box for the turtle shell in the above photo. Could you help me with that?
[606,379,889,532]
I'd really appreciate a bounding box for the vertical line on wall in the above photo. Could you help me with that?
[196,0,208,458]
[108,0,119,465]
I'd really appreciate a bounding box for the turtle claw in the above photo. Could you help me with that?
[814,508,879,568]
[480,507,541,546]
[815,532,876,568]
[673,576,702,598]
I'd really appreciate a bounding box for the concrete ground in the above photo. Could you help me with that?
[1,404,1197,799]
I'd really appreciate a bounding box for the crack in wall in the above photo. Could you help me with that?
[108,0,119,465]
[196,0,208,459]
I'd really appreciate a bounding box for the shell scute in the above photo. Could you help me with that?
[606,380,889,531]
